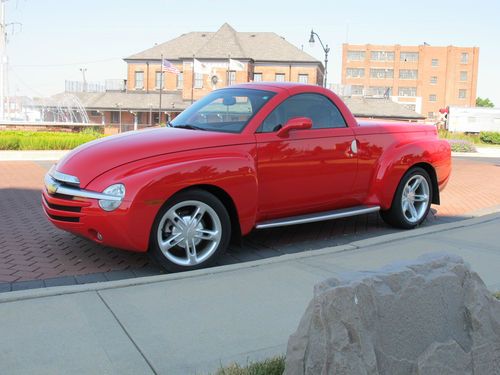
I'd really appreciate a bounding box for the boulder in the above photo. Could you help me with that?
[284,254,500,375]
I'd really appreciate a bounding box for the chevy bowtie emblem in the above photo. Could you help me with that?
[47,182,58,194]
[45,175,59,195]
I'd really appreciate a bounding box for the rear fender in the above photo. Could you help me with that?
[365,139,451,209]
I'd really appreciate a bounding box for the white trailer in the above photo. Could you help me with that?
[447,106,500,133]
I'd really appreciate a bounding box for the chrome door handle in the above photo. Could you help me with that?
[350,139,358,154]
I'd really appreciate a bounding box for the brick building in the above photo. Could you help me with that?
[124,23,323,115]
[341,44,479,119]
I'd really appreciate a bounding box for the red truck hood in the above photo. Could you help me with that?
[56,128,245,187]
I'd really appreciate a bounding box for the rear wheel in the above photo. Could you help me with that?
[380,167,432,229]
[150,189,231,272]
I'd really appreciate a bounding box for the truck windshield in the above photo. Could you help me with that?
[171,88,275,133]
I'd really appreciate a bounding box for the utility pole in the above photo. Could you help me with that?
[80,68,87,92]
[0,0,20,121]
[0,0,7,120]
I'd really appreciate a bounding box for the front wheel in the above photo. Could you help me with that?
[150,189,231,272]
[380,167,433,229]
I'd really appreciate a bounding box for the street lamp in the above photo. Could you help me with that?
[309,29,330,88]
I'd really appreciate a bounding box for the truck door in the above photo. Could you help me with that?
[255,93,358,219]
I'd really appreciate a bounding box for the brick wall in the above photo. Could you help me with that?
[128,60,323,101]
[341,44,479,118]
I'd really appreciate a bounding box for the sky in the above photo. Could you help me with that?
[4,0,500,105]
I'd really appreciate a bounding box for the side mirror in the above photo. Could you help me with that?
[222,96,236,106]
[277,117,313,137]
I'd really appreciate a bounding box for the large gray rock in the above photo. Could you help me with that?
[285,254,500,375]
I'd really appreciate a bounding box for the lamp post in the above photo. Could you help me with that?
[309,30,330,88]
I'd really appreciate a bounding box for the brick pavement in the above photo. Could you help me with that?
[0,157,499,286]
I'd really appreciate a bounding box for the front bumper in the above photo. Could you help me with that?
[42,172,148,252]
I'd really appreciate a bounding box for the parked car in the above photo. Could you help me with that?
[42,83,451,272]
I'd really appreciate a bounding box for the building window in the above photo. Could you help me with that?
[430,76,438,84]
[429,94,437,102]
[155,71,163,89]
[370,51,395,61]
[177,72,184,89]
[399,69,418,79]
[253,72,263,82]
[298,74,309,84]
[136,112,143,124]
[461,52,469,64]
[275,73,285,82]
[347,51,365,61]
[398,87,417,97]
[369,86,392,96]
[111,111,119,123]
[90,110,100,116]
[351,85,364,95]
[228,71,236,85]
[135,71,144,89]
[431,59,439,67]
[194,73,203,89]
[400,52,419,62]
[370,68,394,79]
[460,71,467,81]
[459,89,467,99]
[346,68,365,78]
[428,112,435,118]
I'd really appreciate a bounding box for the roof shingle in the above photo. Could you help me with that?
[125,23,319,63]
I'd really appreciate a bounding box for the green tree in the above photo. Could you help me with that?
[476,97,495,108]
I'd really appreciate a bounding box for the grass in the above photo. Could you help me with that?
[494,291,500,300]
[0,129,104,150]
[437,130,500,153]
[438,130,482,145]
[214,356,285,375]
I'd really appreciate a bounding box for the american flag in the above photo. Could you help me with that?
[162,59,180,74]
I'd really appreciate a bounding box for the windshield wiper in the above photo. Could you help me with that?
[173,124,207,131]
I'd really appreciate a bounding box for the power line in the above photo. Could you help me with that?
[12,57,122,68]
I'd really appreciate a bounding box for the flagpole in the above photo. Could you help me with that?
[159,54,163,125]
[191,54,195,104]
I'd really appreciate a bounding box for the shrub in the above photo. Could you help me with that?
[214,356,285,375]
[438,130,481,144]
[480,131,500,145]
[447,139,477,153]
[0,130,103,150]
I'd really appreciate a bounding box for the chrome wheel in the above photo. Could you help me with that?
[401,175,430,223]
[156,200,222,267]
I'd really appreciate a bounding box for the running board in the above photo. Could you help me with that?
[255,205,380,229]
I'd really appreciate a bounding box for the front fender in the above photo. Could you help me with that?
[87,144,258,251]
[365,139,451,209]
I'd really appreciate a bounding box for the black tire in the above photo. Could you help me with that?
[150,189,231,272]
[380,167,433,229]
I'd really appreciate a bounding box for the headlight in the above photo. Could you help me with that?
[98,183,126,211]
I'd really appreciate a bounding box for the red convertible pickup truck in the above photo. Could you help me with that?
[43,83,451,272]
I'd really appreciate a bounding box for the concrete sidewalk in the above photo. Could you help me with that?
[453,145,500,158]
[0,213,499,375]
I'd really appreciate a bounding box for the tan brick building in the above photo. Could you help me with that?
[124,23,323,111]
[341,44,479,119]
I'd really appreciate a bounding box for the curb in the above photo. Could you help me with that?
[1,211,499,304]
[0,150,69,161]
[452,151,500,158]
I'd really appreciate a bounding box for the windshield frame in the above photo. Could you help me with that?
[170,88,276,134]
